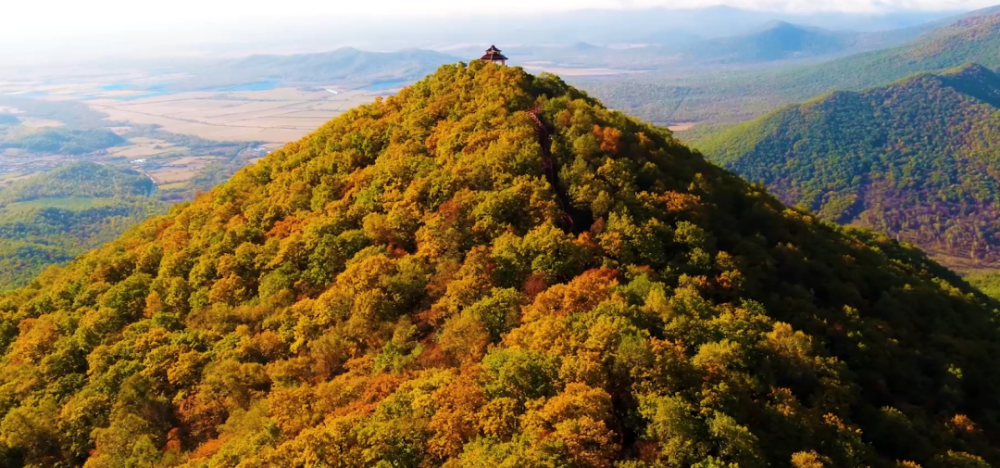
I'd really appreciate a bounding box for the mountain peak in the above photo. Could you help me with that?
[757,19,799,31]
[570,41,600,50]
[3,62,1000,467]
[683,19,845,63]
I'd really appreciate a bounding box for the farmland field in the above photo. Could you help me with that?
[0,70,396,143]
[89,88,387,142]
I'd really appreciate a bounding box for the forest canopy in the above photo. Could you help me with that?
[0,62,998,468]
[0,162,164,291]
[0,127,125,156]
[697,63,1000,270]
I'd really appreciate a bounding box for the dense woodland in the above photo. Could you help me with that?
[0,63,999,467]
[965,272,1000,300]
[698,63,1000,269]
[0,128,125,156]
[0,163,164,291]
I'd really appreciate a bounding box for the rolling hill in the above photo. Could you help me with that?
[0,162,164,290]
[0,127,124,156]
[698,63,1000,269]
[1,62,999,467]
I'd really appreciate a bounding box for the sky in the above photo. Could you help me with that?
[3,0,998,32]
[2,1,996,37]
[1,0,997,65]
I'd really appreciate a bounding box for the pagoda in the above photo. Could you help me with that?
[479,45,508,66]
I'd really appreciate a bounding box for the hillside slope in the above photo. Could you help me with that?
[699,64,1000,269]
[0,162,164,291]
[1,63,1000,468]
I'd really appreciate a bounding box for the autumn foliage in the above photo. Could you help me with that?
[0,62,998,467]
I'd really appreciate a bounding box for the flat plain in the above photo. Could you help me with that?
[0,71,395,143]
[88,88,388,142]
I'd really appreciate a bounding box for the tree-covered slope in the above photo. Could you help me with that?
[0,127,125,156]
[2,63,1000,468]
[699,63,1000,269]
[0,162,164,291]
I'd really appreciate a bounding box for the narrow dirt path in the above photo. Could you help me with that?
[525,104,591,234]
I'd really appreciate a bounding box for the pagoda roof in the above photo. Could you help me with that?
[480,45,508,62]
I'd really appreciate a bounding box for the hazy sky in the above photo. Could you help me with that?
[1,0,996,65]
[3,0,998,34]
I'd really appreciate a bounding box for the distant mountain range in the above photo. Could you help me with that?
[580,7,1000,125]
[771,12,1000,96]
[698,63,1000,268]
[174,47,459,91]
[679,21,857,63]
[671,12,1000,65]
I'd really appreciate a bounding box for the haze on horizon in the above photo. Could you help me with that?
[2,0,998,66]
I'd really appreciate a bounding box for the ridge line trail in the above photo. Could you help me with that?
[525,103,591,234]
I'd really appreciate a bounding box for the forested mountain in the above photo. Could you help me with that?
[677,21,923,65]
[680,22,850,63]
[698,63,1000,269]
[774,13,1000,95]
[0,162,164,290]
[2,63,1000,468]
[581,9,1000,125]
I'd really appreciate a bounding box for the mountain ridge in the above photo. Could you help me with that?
[698,62,1000,269]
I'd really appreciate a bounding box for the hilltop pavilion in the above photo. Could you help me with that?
[480,45,508,65]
